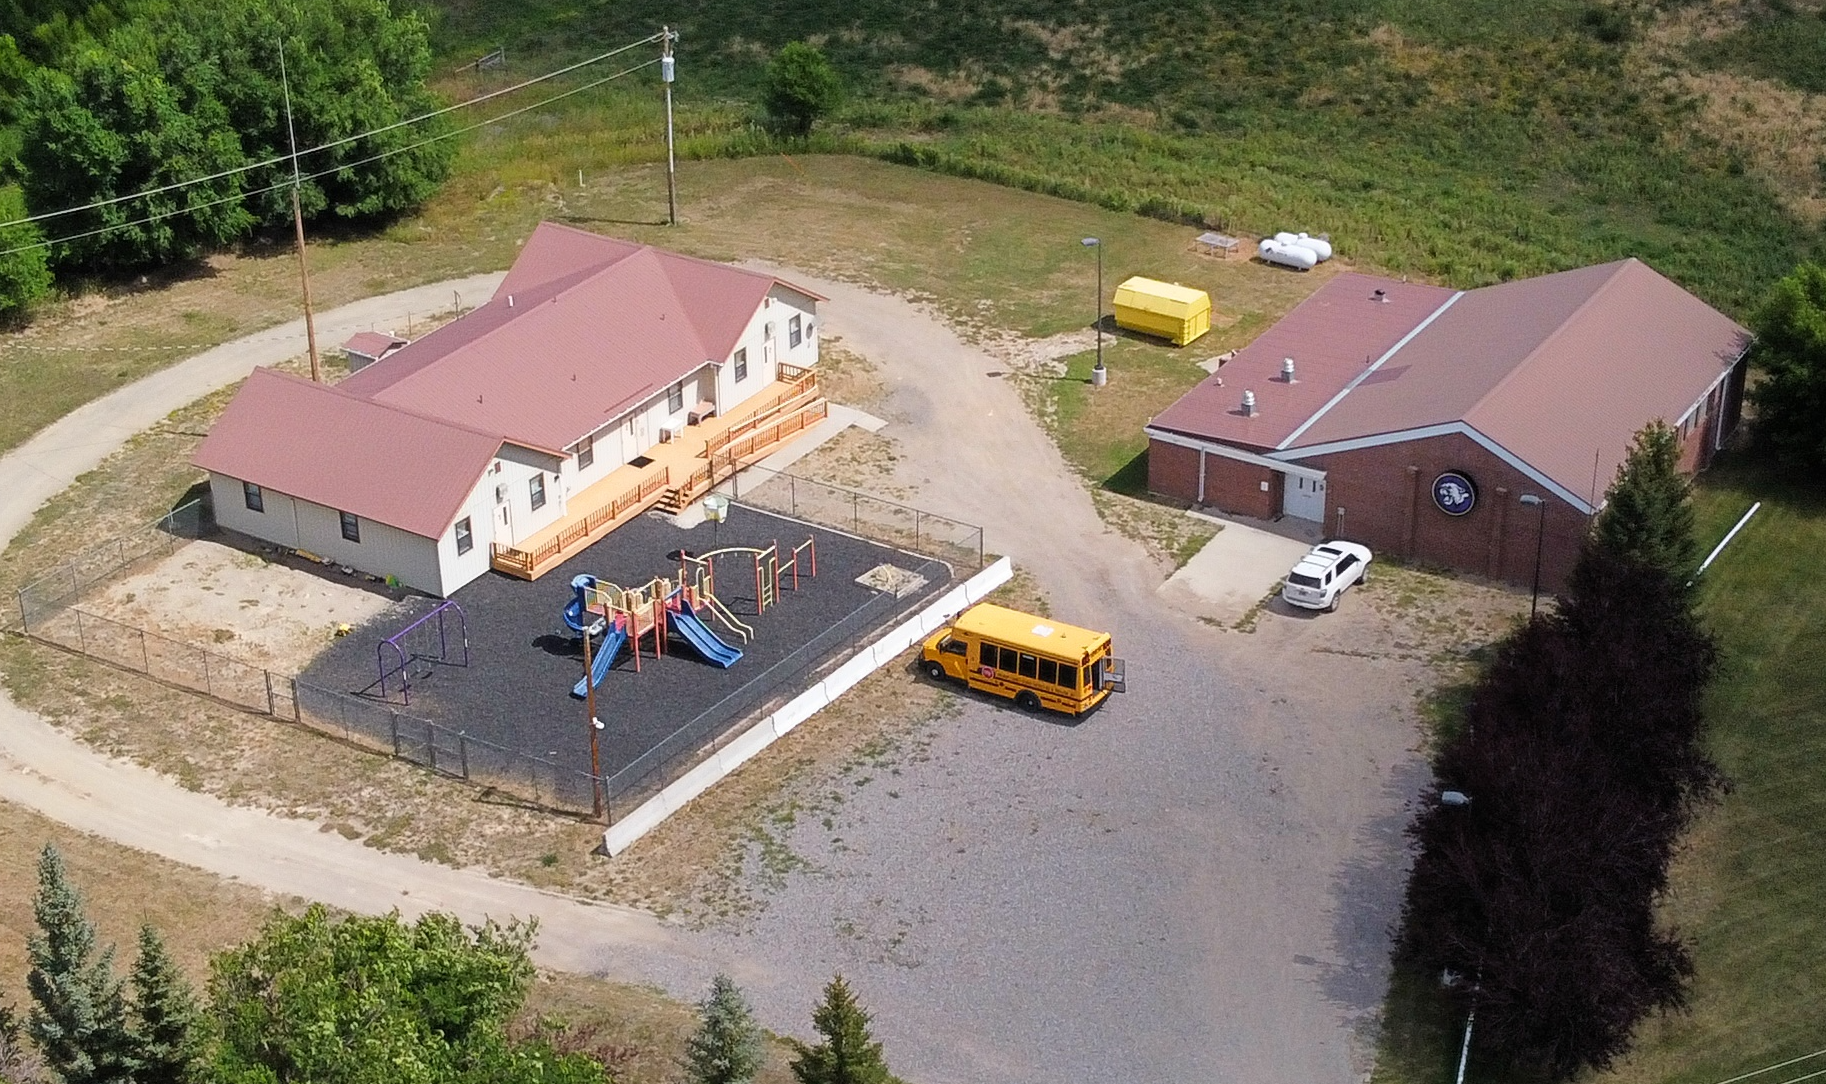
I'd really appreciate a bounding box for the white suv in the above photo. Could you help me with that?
[1281,541,1373,612]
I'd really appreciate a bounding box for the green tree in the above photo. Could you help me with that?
[208,907,603,1084]
[683,974,765,1084]
[1582,420,1697,584]
[168,0,453,228]
[762,42,840,136]
[16,24,250,272]
[126,926,205,1084]
[1747,260,1826,469]
[25,844,137,1084]
[0,187,53,321]
[787,976,898,1084]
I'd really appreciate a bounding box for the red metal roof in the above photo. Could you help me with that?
[1286,259,1749,502]
[1148,273,1455,450]
[339,222,825,454]
[1149,259,1749,506]
[341,331,407,358]
[192,368,503,539]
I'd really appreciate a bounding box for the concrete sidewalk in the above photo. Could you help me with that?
[1158,513,1313,624]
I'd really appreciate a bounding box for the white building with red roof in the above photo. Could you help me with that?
[1145,259,1750,590]
[194,223,827,595]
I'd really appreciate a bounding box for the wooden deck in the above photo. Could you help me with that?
[491,367,827,580]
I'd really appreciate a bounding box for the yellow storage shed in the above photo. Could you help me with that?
[1112,276,1212,346]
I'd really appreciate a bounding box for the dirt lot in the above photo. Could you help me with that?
[83,539,396,673]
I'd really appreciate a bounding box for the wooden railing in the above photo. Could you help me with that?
[491,467,671,578]
[703,369,821,460]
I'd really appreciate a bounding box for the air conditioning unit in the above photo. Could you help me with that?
[658,427,675,443]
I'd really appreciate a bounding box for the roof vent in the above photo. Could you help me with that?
[1373,288,1389,303]
[507,294,515,308]
[1281,357,1297,383]
[1242,390,1257,417]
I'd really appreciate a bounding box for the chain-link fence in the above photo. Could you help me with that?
[724,466,984,571]
[598,553,951,819]
[13,500,206,634]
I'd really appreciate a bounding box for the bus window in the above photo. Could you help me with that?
[1018,653,1038,679]
[979,641,998,669]
[999,645,1018,671]
[940,637,967,656]
[1056,665,1077,689]
[1090,659,1104,691]
[1038,658,1058,684]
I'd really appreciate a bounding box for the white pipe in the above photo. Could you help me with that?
[1455,1007,1475,1084]
[1697,501,1761,577]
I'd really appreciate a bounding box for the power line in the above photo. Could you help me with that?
[0,33,666,233]
[1706,1047,1826,1084]
[0,55,662,260]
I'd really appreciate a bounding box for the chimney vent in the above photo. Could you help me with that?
[507,295,515,308]
[1242,390,1257,417]
[1281,356,1297,383]
[1373,288,1388,303]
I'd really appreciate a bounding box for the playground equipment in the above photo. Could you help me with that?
[665,591,743,668]
[678,537,816,618]
[376,600,469,705]
[561,567,750,686]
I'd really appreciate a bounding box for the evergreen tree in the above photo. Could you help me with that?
[762,42,840,136]
[787,976,898,1084]
[1747,260,1826,469]
[0,997,51,1084]
[25,845,137,1084]
[683,974,765,1084]
[1584,420,1697,584]
[127,925,205,1084]
[0,186,53,322]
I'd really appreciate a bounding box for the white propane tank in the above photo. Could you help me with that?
[1274,231,1334,261]
[1258,238,1318,271]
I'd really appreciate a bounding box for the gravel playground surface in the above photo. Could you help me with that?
[302,505,953,782]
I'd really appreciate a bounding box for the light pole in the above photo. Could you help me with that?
[1519,494,1546,618]
[1081,237,1106,386]
[1439,789,1480,1084]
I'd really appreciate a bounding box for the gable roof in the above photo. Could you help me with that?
[1148,273,1457,450]
[192,368,502,538]
[342,331,407,358]
[1149,259,1749,506]
[338,222,825,453]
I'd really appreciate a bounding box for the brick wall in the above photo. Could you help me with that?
[1147,437,1280,519]
[1301,432,1589,592]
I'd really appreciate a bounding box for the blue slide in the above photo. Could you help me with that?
[571,624,627,698]
[671,603,743,668]
[562,574,597,633]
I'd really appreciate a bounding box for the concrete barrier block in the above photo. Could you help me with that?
[962,557,1014,603]
[663,755,728,813]
[821,652,878,701]
[603,798,670,855]
[771,686,828,735]
[717,718,778,773]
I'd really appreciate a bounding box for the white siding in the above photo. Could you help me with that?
[486,444,565,546]
[208,472,446,596]
[715,285,819,413]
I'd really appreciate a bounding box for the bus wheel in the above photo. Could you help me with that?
[922,660,946,680]
[1015,691,1041,712]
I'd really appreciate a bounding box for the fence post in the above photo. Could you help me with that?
[915,510,922,553]
[138,629,150,673]
[427,721,437,773]
[458,733,469,779]
[390,712,402,756]
[264,670,276,716]
[201,649,211,697]
[790,474,797,516]
[76,610,86,654]
[17,590,28,636]
[853,492,860,533]
[68,563,78,600]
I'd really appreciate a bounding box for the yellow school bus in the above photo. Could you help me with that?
[920,603,1125,715]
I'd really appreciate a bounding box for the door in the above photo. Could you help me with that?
[495,499,513,547]
[1284,473,1327,522]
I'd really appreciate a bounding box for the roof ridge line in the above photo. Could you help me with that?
[1276,288,1466,450]
[1461,259,1637,423]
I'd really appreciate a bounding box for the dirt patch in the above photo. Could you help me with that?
[82,540,395,674]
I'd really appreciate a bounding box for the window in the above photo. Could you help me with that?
[941,637,967,656]
[667,382,685,413]
[789,314,803,347]
[495,483,508,505]
[733,347,748,382]
[243,481,264,513]
[529,473,546,511]
[577,435,594,471]
[454,517,473,555]
[1336,554,1359,573]
[339,511,360,543]
[1055,665,1078,690]
[999,645,1019,671]
[1018,653,1038,679]
[764,322,775,343]
[1038,658,1058,685]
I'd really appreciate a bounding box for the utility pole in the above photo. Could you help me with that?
[583,619,605,820]
[661,26,678,226]
[279,42,322,382]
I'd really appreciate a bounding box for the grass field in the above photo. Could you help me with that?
[1371,459,1826,1084]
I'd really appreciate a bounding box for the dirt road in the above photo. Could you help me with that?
[0,265,1452,1084]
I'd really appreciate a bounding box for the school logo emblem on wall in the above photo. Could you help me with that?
[1432,471,1478,516]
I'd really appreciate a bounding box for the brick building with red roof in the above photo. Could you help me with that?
[1145,259,1750,590]
[195,223,826,595]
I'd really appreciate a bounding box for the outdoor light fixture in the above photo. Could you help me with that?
[1519,494,1547,618]
[1082,237,1106,386]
